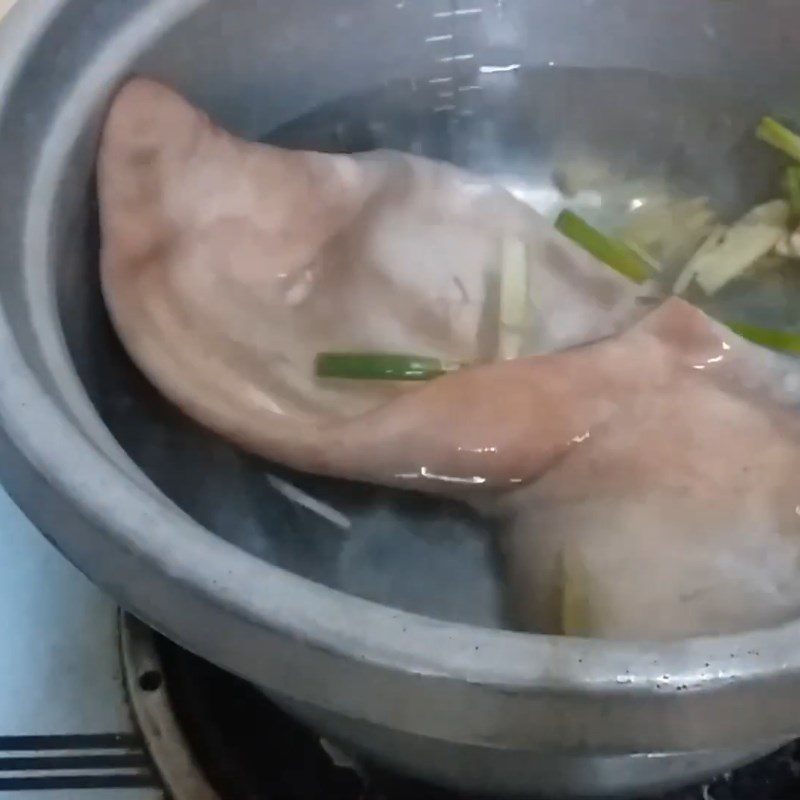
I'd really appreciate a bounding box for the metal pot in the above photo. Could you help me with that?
[0,1,799,796]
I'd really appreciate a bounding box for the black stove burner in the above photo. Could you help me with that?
[156,635,800,800]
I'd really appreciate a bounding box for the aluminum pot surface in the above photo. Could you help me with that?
[0,1,799,796]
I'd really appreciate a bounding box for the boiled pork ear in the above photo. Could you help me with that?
[501,300,800,639]
[98,78,642,488]
[99,80,800,639]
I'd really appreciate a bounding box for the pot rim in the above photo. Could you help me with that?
[2,0,800,753]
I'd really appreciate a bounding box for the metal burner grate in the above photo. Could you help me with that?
[121,614,800,800]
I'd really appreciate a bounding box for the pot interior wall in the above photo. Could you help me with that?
[6,0,797,629]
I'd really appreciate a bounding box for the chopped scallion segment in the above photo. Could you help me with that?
[673,225,727,296]
[499,235,530,360]
[756,116,800,162]
[785,166,800,215]
[315,353,460,381]
[674,200,790,296]
[725,322,800,354]
[555,210,654,285]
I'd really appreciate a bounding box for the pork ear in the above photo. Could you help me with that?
[97,83,372,421]
[100,79,207,165]
[97,79,648,491]
[99,78,368,295]
[627,296,722,350]
[98,80,187,277]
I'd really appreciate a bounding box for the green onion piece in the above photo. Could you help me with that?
[756,116,800,162]
[499,235,530,360]
[555,210,654,285]
[725,321,800,354]
[315,353,459,381]
[784,166,800,215]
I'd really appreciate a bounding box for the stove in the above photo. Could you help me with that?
[3,481,800,800]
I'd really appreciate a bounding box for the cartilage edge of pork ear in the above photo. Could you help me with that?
[97,76,643,490]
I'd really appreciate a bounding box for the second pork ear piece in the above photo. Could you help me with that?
[99,78,800,639]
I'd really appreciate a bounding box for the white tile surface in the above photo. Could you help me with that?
[0,488,129,734]
[0,488,163,799]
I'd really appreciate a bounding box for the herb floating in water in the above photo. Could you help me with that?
[785,166,800,216]
[556,210,800,355]
[554,210,655,285]
[757,116,800,163]
[673,200,790,296]
[315,353,462,381]
[725,322,800,355]
[499,235,531,361]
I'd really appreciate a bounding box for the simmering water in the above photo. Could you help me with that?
[92,67,798,631]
